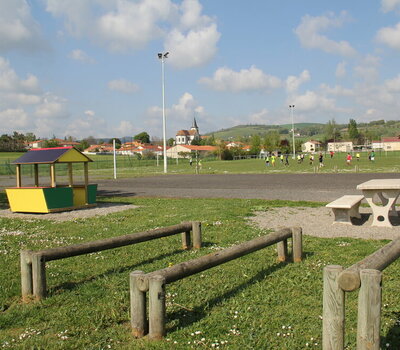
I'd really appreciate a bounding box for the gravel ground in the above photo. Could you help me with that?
[0,202,138,221]
[249,206,400,240]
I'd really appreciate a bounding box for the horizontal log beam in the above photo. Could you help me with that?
[146,227,293,285]
[338,237,400,292]
[38,222,193,261]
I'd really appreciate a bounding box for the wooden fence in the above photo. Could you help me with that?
[130,226,302,339]
[20,221,201,301]
[323,237,400,350]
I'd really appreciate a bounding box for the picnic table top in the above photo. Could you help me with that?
[357,179,400,190]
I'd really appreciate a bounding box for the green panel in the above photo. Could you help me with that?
[43,187,74,209]
[87,184,97,204]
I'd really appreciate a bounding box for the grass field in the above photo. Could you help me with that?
[0,195,399,349]
[1,150,400,180]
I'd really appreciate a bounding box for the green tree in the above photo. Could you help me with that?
[167,138,175,146]
[134,131,150,144]
[324,119,341,141]
[348,118,359,142]
[263,130,280,152]
[44,139,60,148]
[249,134,261,155]
[77,139,90,151]
[109,138,121,149]
[25,132,36,142]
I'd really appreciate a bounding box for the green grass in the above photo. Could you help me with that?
[1,151,400,180]
[0,197,399,349]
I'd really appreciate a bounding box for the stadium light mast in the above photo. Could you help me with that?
[158,52,169,173]
[289,105,296,159]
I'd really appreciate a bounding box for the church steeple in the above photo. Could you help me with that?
[191,117,198,131]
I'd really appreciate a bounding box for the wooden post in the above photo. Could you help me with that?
[357,269,382,350]
[323,265,345,350]
[34,164,39,187]
[20,250,33,301]
[291,227,303,262]
[181,230,191,250]
[50,164,56,187]
[31,253,46,300]
[16,164,21,187]
[338,237,400,292]
[148,275,166,340]
[277,239,288,262]
[84,162,89,204]
[68,163,73,187]
[192,221,202,249]
[130,271,147,338]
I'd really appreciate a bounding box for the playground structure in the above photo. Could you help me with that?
[20,222,201,301]
[323,237,400,350]
[130,226,302,339]
[6,147,96,213]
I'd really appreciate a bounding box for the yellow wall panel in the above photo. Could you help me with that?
[58,149,91,163]
[6,189,49,213]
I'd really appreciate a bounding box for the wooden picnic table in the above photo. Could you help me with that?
[357,179,400,227]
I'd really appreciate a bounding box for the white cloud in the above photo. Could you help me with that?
[45,0,220,68]
[165,24,220,69]
[291,91,336,112]
[35,93,69,119]
[336,61,347,78]
[0,0,44,52]
[354,55,380,82]
[0,108,30,129]
[85,110,95,117]
[108,79,139,94]
[113,120,138,136]
[381,0,400,13]
[286,70,310,93]
[247,109,273,124]
[376,22,400,50]
[385,74,400,92]
[165,0,220,68]
[199,66,282,92]
[294,12,357,57]
[69,49,95,63]
[96,0,173,51]
[0,57,40,94]
[145,92,209,136]
[320,84,354,97]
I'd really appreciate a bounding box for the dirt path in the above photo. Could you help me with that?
[250,206,400,240]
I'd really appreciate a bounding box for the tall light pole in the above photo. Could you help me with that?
[158,51,169,173]
[289,105,295,159]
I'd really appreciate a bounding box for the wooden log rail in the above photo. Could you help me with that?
[130,227,303,339]
[20,222,202,301]
[323,237,400,350]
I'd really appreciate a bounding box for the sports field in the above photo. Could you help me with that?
[1,150,399,178]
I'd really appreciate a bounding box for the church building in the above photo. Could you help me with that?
[175,118,200,145]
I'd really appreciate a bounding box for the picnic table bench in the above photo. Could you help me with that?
[326,195,364,224]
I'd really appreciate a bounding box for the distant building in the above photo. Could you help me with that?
[175,118,200,145]
[166,144,217,158]
[327,141,353,152]
[302,140,322,153]
[382,137,400,151]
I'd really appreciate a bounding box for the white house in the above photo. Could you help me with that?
[302,140,322,153]
[166,145,217,158]
[382,137,400,151]
[371,141,384,149]
[327,141,353,152]
[175,118,200,145]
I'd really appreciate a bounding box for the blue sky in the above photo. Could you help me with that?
[1,0,400,140]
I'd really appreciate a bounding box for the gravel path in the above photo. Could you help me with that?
[0,203,138,221]
[249,206,400,240]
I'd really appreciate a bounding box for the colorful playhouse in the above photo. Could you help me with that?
[5,147,97,213]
